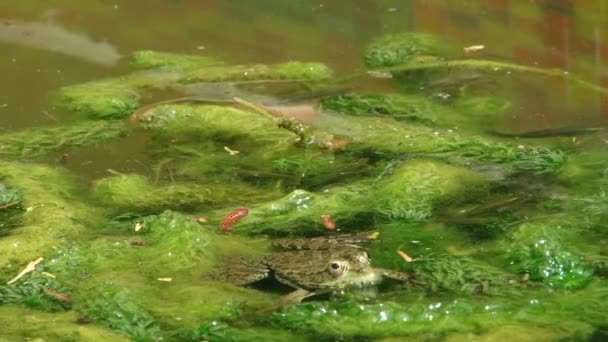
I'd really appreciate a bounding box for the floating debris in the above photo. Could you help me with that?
[7,257,43,284]
[320,214,336,230]
[463,44,485,53]
[220,208,249,232]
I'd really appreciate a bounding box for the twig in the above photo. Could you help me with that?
[0,200,20,210]
[7,257,43,284]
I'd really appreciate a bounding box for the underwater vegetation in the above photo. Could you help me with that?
[2,31,608,341]
[0,120,129,159]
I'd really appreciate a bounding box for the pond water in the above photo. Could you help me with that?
[1,1,608,341]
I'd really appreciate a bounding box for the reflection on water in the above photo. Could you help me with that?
[0,19,121,66]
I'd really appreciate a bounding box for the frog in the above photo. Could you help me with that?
[211,231,416,305]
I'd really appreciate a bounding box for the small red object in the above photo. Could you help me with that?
[320,214,336,230]
[220,208,249,231]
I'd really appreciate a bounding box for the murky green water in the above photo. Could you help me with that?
[1,1,608,341]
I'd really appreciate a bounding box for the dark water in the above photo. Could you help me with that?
[1,1,608,341]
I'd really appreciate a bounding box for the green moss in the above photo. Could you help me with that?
[130,50,224,71]
[364,33,449,68]
[179,61,333,83]
[0,120,129,159]
[503,221,594,290]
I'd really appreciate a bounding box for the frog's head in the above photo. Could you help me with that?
[274,248,383,291]
[320,249,383,289]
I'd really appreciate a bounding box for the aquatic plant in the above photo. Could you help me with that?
[373,160,487,221]
[315,113,567,174]
[138,104,295,145]
[269,286,605,340]
[503,221,594,290]
[230,159,485,235]
[319,93,444,125]
[130,50,224,71]
[0,183,23,207]
[364,32,448,68]
[410,254,523,296]
[0,161,97,271]
[179,61,333,83]
[77,283,162,341]
[93,174,211,212]
[56,80,141,119]
[0,120,129,159]
[0,271,72,312]
[0,305,131,341]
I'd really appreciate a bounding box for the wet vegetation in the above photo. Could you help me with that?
[2,30,608,341]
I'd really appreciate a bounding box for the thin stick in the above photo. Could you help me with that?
[7,257,43,284]
[0,200,20,209]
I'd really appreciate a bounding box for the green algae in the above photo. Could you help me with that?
[0,161,97,273]
[0,183,23,206]
[269,284,606,340]
[138,104,295,145]
[314,112,567,174]
[364,32,449,69]
[56,80,141,119]
[503,220,594,290]
[92,173,268,213]
[0,271,72,312]
[27,210,277,340]
[130,50,225,71]
[3,34,608,341]
[178,61,333,83]
[0,120,130,159]
[56,50,333,119]
[227,159,486,235]
[319,93,445,125]
[319,93,512,133]
[0,304,131,342]
[373,160,487,221]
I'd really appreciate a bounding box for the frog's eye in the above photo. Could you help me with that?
[328,260,346,277]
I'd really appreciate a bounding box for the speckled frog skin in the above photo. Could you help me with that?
[213,231,413,304]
